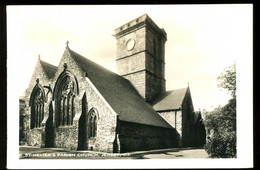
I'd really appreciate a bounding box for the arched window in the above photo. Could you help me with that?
[29,81,45,129]
[87,108,98,138]
[53,69,78,127]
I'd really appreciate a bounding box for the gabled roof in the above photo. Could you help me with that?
[39,59,58,79]
[152,87,188,111]
[67,47,172,129]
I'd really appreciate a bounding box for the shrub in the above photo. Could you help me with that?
[204,63,236,158]
[205,130,236,158]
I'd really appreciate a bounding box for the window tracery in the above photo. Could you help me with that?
[30,81,45,129]
[53,69,78,127]
[57,76,76,126]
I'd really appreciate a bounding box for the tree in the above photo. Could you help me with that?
[217,63,236,98]
[204,63,236,158]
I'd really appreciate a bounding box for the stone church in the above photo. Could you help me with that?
[19,14,206,153]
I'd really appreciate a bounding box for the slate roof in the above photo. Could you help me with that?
[40,59,58,79]
[67,47,173,129]
[152,87,188,111]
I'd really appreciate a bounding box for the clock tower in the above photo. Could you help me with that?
[114,14,167,103]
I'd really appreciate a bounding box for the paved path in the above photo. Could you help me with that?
[133,148,209,159]
[19,146,208,159]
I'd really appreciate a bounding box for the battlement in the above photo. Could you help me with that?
[114,14,167,39]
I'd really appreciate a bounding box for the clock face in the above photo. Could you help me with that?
[126,39,135,51]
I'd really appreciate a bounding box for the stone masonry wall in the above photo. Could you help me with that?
[116,52,145,75]
[116,26,146,100]
[27,128,46,147]
[51,48,86,150]
[146,52,165,79]
[116,27,146,59]
[54,126,78,149]
[117,121,179,153]
[51,48,117,152]
[158,110,182,134]
[23,48,118,152]
[145,52,155,74]
[23,59,54,147]
[123,71,146,99]
[84,78,117,153]
[181,90,195,147]
[158,110,182,146]
[146,26,166,62]
[146,27,165,79]
[116,25,166,101]
[115,19,166,103]
[19,99,29,145]
[146,71,165,102]
[145,27,166,101]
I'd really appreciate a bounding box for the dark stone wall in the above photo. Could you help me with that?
[117,121,179,153]
[181,89,195,147]
[54,126,79,149]
[27,127,45,147]
[19,99,29,145]
[122,71,146,99]
[194,115,206,147]
[144,25,166,102]
[158,110,182,146]
[22,58,53,147]
[194,123,206,147]
[157,91,206,148]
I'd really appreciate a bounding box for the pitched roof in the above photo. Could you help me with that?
[67,47,172,129]
[40,59,58,79]
[152,87,188,111]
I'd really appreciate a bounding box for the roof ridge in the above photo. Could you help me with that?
[177,87,188,108]
[40,59,57,68]
[65,47,172,129]
[152,87,189,111]
[170,87,188,91]
[39,58,58,79]
[68,48,117,75]
[67,48,142,95]
[161,87,188,93]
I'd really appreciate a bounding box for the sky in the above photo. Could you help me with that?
[7,5,252,111]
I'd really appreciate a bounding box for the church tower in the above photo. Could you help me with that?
[114,14,167,102]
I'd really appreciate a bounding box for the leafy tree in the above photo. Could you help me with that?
[217,63,236,97]
[204,63,236,158]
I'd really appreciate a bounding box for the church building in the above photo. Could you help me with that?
[19,14,206,153]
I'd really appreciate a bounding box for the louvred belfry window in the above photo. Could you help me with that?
[53,67,79,127]
[30,80,45,129]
